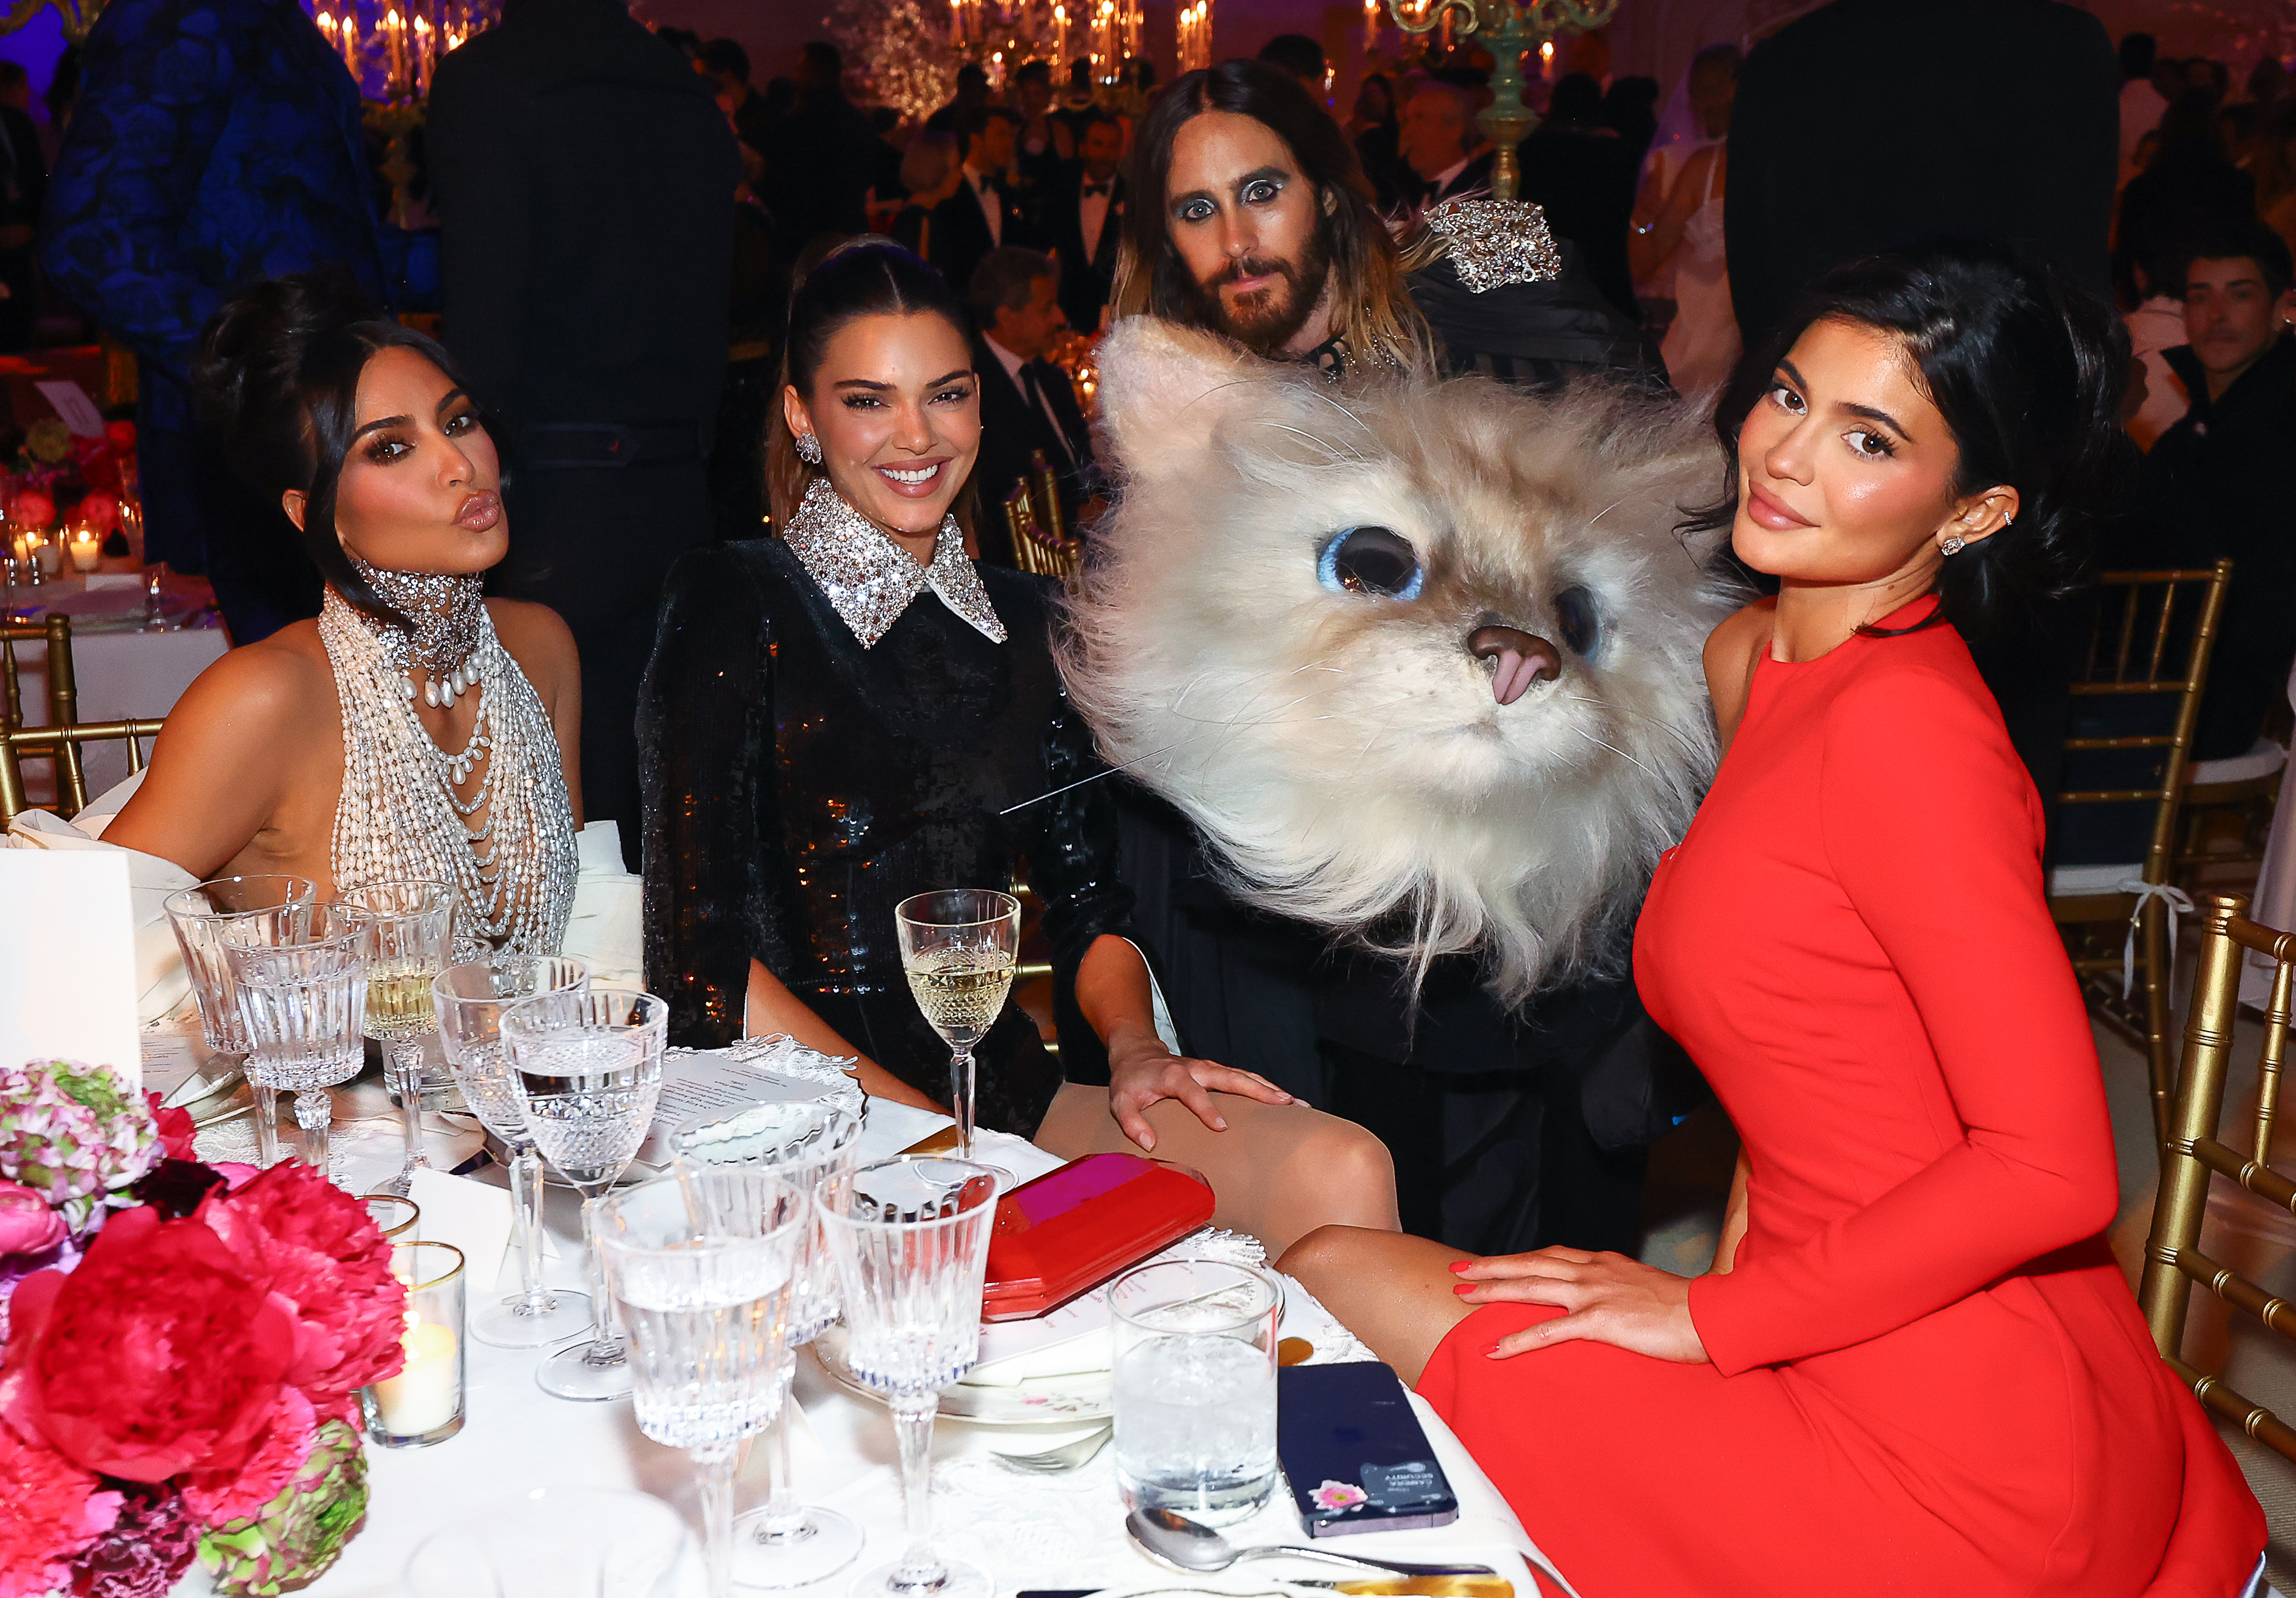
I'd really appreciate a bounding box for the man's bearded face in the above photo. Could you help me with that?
[1162,110,1336,358]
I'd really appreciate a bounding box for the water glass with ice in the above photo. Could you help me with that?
[1108,1257,1282,1527]
[161,874,316,1166]
[222,902,369,1178]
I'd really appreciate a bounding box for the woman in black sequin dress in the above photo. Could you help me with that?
[639,240,1397,1250]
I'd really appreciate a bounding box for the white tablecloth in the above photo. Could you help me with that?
[9,577,227,799]
[160,1049,1567,1598]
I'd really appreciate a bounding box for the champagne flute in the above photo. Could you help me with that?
[342,880,455,1199]
[432,955,592,1348]
[893,890,1020,1179]
[503,988,667,1402]
[161,874,316,1167]
[669,1100,865,1587]
[597,1168,806,1598]
[816,1156,1000,1598]
[223,903,368,1176]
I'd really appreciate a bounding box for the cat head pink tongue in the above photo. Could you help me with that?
[1468,626,1560,706]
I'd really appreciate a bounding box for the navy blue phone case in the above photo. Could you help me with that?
[1277,1361,1460,1537]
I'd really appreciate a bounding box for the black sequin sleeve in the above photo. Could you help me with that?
[639,546,788,1048]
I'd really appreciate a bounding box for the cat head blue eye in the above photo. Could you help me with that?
[1317,526,1424,600]
[1555,585,1601,658]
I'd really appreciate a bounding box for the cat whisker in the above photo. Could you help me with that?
[1568,724,1658,778]
[1560,695,1709,759]
[1268,423,1369,465]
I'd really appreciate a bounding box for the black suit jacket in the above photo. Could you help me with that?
[1725,0,2117,351]
[1040,165,1125,333]
[1415,149,1495,208]
[930,172,1019,301]
[969,332,1093,568]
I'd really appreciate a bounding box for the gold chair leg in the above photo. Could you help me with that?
[2144,896,2174,1150]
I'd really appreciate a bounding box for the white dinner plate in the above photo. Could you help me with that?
[811,1322,1115,1425]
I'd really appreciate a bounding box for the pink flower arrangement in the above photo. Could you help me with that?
[0,1062,403,1595]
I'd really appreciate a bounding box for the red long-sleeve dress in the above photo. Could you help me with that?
[1417,606,2264,1595]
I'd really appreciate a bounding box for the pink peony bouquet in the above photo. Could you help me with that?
[0,1061,405,1596]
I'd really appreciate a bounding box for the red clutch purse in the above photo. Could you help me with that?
[981,1152,1216,1321]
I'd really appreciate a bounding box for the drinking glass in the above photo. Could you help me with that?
[432,955,592,1348]
[404,1486,691,1598]
[816,1156,1000,1598]
[363,1193,419,1242]
[161,874,316,1167]
[1108,1257,1282,1527]
[669,1100,865,1587]
[893,890,1020,1177]
[597,1169,806,1598]
[502,988,667,1402]
[222,903,368,1177]
[341,880,455,1199]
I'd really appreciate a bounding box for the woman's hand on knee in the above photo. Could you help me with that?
[1452,1249,1709,1365]
[1106,1024,1294,1151]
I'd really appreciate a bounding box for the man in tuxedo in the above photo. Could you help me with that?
[1400,82,1491,211]
[966,246,1093,567]
[1042,113,1126,333]
[931,105,1021,304]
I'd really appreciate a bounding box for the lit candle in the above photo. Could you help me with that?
[67,527,100,572]
[372,1312,459,1434]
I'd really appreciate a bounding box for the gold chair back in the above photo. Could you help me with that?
[0,613,106,815]
[2050,562,2232,1141]
[1001,471,1082,585]
[0,716,165,825]
[2138,892,2296,1460]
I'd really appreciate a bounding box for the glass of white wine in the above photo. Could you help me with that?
[894,890,1020,1179]
[342,880,456,1198]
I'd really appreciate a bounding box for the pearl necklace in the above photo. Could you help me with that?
[318,582,577,955]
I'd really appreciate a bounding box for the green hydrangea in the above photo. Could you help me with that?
[24,418,72,463]
[198,1419,370,1596]
[0,1061,158,1233]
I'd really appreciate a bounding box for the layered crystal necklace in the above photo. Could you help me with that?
[316,562,577,954]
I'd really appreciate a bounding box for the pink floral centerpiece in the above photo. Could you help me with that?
[0,1061,405,1597]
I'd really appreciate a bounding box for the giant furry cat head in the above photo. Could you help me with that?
[1059,319,1739,1004]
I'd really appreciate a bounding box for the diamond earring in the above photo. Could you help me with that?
[795,431,822,465]
[1939,535,1967,556]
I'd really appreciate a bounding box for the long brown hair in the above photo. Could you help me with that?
[1111,61,1433,374]
[766,237,979,533]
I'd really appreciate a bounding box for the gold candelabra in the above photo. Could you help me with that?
[1378,0,1618,201]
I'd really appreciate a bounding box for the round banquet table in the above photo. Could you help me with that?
[147,1036,1570,1598]
[8,573,228,802]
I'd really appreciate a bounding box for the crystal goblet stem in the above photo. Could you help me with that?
[385,1038,432,1194]
[244,1067,281,1170]
[949,1046,979,1162]
[293,1086,334,1172]
[508,1142,555,1316]
[698,1442,740,1598]
[575,1190,629,1376]
[889,1397,944,1593]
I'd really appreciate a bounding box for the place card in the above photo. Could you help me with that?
[405,1167,555,1292]
[0,850,140,1086]
[34,379,105,438]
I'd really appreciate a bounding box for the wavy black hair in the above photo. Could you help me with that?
[193,271,478,629]
[1683,240,2134,644]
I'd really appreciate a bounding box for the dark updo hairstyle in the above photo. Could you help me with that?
[1685,239,2134,645]
[766,237,974,532]
[193,271,477,629]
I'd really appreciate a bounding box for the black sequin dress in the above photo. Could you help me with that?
[638,535,1132,1138]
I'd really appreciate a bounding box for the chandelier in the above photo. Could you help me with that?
[1377,0,1619,201]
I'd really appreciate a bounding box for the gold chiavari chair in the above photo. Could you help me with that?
[2,613,94,815]
[0,717,165,824]
[2049,562,2232,1144]
[2139,892,2296,1459]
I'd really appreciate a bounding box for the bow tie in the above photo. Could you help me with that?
[1082,182,1111,198]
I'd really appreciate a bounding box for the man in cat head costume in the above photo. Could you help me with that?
[1062,61,1731,1255]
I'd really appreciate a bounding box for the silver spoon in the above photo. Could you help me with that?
[1125,1508,1495,1578]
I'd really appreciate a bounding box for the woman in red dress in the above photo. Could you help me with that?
[1283,243,2266,1595]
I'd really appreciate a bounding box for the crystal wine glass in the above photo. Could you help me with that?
[403,1486,691,1598]
[341,879,455,1199]
[222,903,369,1177]
[669,1099,865,1587]
[161,874,316,1167]
[893,890,1020,1179]
[597,1168,806,1598]
[502,988,667,1402]
[432,955,592,1348]
[816,1155,1001,1598]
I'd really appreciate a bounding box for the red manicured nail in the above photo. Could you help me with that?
[1453,1283,1473,1294]
[1449,1261,1470,1273]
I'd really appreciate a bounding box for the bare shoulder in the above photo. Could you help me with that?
[1704,599,1774,747]
[167,622,335,740]
[486,597,578,685]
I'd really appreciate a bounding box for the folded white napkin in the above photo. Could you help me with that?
[6,799,197,1023]
[563,820,642,986]
[963,1326,1114,1387]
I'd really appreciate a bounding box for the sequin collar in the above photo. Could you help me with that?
[1421,196,1563,293]
[344,557,485,682]
[781,475,1007,649]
